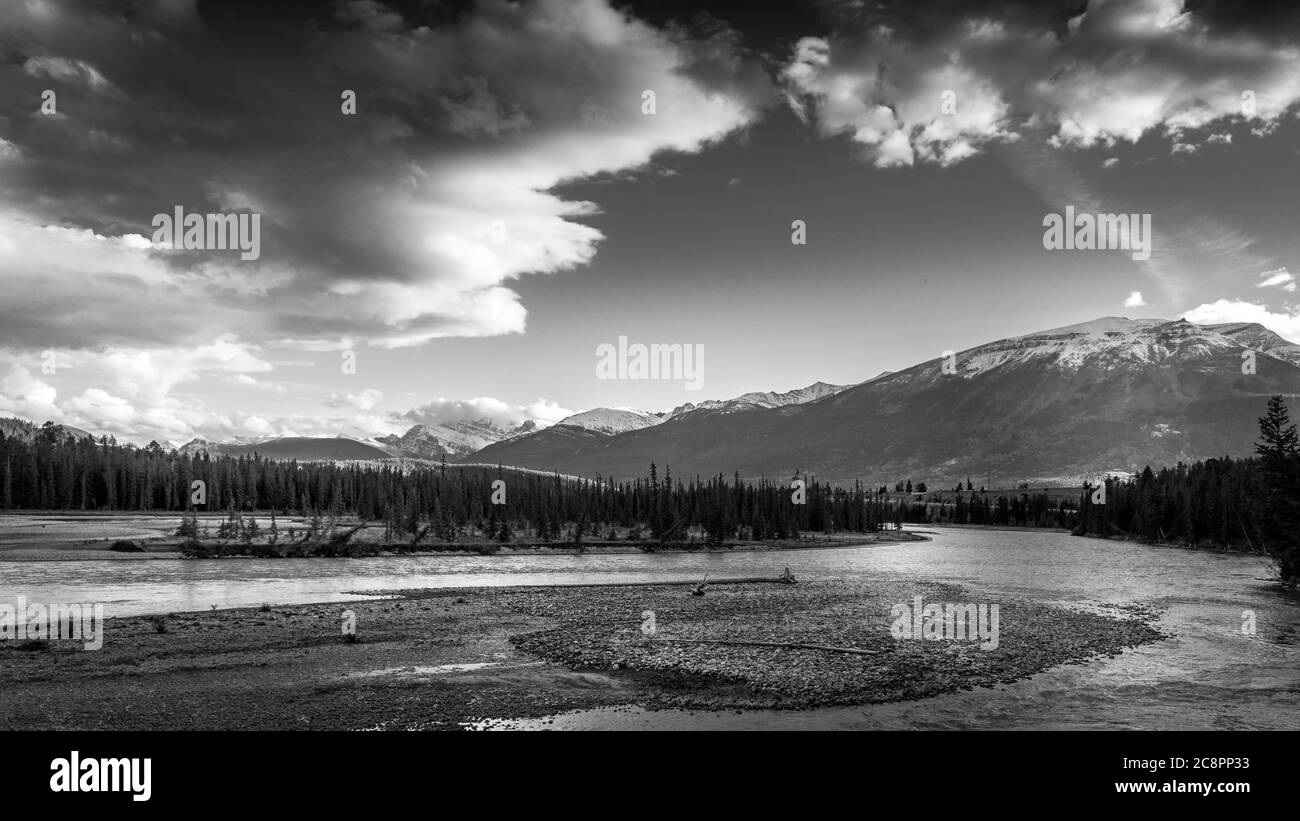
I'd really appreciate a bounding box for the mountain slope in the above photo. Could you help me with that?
[373,418,538,459]
[0,418,94,443]
[1206,322,1300,367]
[552,408,664,435]
[180,436,392,461]
[666,381,848,419]
[469,318,1300,484]
[470,382,852,468]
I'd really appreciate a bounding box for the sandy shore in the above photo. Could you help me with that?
[0,577,1164,730]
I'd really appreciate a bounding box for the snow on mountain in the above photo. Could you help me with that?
[466,316,1300,486]
[536,383,851,438]
[374,417,539,459]
[667,381,849,418]
[553,407,664,435]
[951,317,1261,376]
[1206,322,1300,367]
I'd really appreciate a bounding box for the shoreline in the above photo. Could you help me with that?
[0,529,927,562]
[0,577,1165,730]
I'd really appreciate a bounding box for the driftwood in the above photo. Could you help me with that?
[657,637,880,656]
[703,575,797,586]
[693,568,796,596]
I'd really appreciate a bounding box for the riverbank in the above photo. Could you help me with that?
[0,528,924,561]
[0,576,1165,730]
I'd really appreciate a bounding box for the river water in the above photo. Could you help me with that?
[2,526,1296,729]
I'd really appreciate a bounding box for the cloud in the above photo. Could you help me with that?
[782,28,1016,168]
[0,0,768,445]
[0,362,64,425]
[0,0,764,352]
[0,339,277,443]
[327,389,384,412]
[1181,299,1300,341]
[782,0,1300,167]
[1257,267,1297,292]
[396,397,573,430]
[1124,291,1146,308]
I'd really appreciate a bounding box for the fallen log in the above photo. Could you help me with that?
[701,576,797,585]
[657,638,881,656]
[692,570,794,596]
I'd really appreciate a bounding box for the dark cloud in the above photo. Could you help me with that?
[0,0,764,350]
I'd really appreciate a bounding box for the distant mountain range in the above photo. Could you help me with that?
[177,436,393,461]
[470,317,1300,485]
[172,382,852,463]
[372,418,537,459]
[6,317,1298,482]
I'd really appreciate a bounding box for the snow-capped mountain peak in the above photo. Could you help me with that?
[374,417,537,460]
[667,381,848,418]
[554,407,663,435]
[944,317,1294,377]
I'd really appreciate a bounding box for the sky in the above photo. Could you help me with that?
[1,0,1299,445]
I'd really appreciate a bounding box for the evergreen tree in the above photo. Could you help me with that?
[1255,395,1300,581]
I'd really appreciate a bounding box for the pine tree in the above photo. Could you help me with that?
[1255,395,1300,467]
[1255,395,1300,581]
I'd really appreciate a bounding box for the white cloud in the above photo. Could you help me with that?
[397,396,573,431]
[1124,291,1146,307]
[1257,267,1297,292]
[0,0,763,351]
[0,340,278,443]
[783,33,1015,168]
[327,389,384,412]
[1181,299,1300,341]
[783,0,1300,166]
[0,0,765,445]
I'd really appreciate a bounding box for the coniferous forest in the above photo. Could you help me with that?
[0,395,1296,580]
[1073,395,1300,581]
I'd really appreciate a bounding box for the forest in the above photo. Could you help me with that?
[0,394,1294,580]
[0,418,1073,543]
[1072,395,1300,582]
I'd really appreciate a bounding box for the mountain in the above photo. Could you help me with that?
[0,418,93,443]
[374,418,537,459]
[1205,322,1300,367]
[468,318,1300,485]
[467,381,853,469]
[177,416,538,463]
[180,435,391,461]
[666,381,848,419]
[552,407,664,435]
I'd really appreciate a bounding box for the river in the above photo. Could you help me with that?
[2,526,1296,729]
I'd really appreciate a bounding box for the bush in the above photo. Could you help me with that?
[109,539,144,552]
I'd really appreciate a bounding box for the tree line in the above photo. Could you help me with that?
[2,394,1293,580]
[1073,395,1299,582]
[0,421,1075,543]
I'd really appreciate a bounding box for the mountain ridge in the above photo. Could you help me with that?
[470,317,1300,484]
